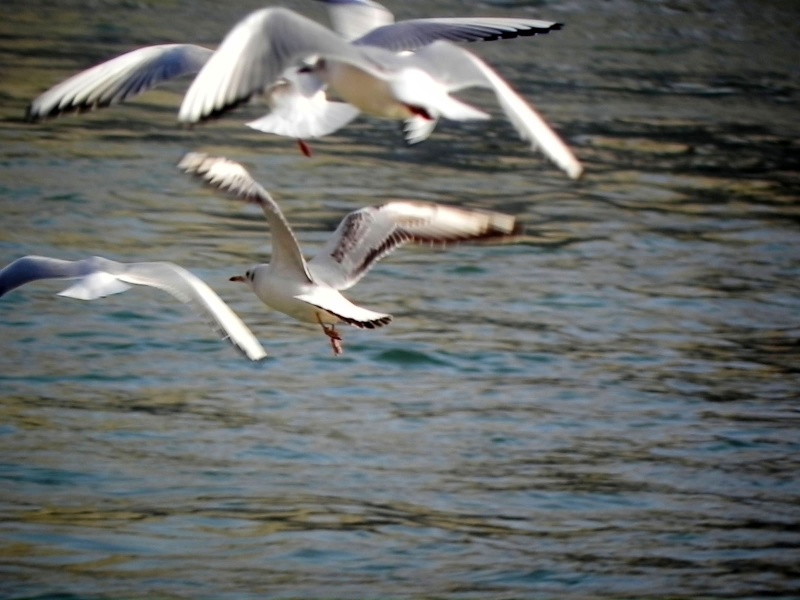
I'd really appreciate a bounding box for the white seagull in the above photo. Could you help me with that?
[26,4,578,175]
[25,43,359,157]
[26,0,562,120]
[0,255,267,361]
[179,152,522,355]
[179,7,582,178]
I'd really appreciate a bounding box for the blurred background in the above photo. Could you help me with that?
[1,1,798,598]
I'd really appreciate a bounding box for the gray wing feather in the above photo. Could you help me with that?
[178,8,366,123]
[27,44,213,120]
[407,42,584,179]
[178,153,313,282]
[354,17,562,52]
[0,255,267,361]
[401,41,493,89]
[308,201,521,290]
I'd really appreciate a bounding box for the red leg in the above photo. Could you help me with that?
[297,139,313,157]
[316,314,343,356]
[406,105,434,120]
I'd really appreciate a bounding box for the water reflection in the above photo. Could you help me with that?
[1,0,799,598]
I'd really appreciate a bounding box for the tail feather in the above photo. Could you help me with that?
[294,290,393,329]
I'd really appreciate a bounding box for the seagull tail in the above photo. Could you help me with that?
[246,102,360,139]
[294,293,393,330]
[403,115,439,145]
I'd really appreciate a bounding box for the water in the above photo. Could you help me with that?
[1,0,799,598]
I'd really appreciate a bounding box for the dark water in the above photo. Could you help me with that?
[1,0,799,598]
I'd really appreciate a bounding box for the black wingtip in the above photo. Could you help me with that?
[183,94,253,126]
[24,105,39,123]
[26,100,115,123]
[517,21,565,37]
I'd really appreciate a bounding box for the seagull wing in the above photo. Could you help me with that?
[178,153,312,282]
[409,41,583,179]
[320,0,395,41]
[178,7,365,124]
[354,17,562,52]
[0,255,126,298]
[308,200,521,290]
[113,261,266,360]
[0,255,266,360]
[27,44,213,121]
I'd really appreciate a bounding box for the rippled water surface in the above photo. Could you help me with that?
[1,1,799,598]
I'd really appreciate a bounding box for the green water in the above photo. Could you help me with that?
[1,0,799,598]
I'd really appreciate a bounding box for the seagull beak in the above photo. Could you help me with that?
[229,275,246,283]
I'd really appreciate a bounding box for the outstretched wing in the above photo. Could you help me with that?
[0,255,128,298]
[308,200,521,290]
[0,255,266,360]
[114,261,266,360]
[178,8,364,123]
[178,153,312,282]
[410,41,583,179]
[354,17,562,52]
[27,44,213,120]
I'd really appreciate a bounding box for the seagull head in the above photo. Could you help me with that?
[230,269,255,286]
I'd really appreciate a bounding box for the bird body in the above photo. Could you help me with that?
[246,265,391,328]
[179,8,582,178]
[316,59,418,120]
[26,44,213,120]
[26,4,580,176]
[180,153,520,354]
[0,153,524,358]
[309,59,486,122]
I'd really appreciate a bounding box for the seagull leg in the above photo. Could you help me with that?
[405,105,434,120]
[317,314,343,356]
[297,139,313,157]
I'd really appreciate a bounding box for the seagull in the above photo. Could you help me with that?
[179,152,522,355]
[25,44,213,121]
[0,255,267,361]
[26,0,562,120]
[24,43,360,157]
[26,4,578,175]
[179,7,582,178]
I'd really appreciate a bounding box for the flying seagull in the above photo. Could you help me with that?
[26,0,562,121]
[0,255,267,361]
[179,8,582,178]
[179,152,523,355]
[24,44,359,157]
[26,4,578,174]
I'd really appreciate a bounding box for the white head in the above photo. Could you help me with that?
[229,268,257,288]
[230,264,273,289]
